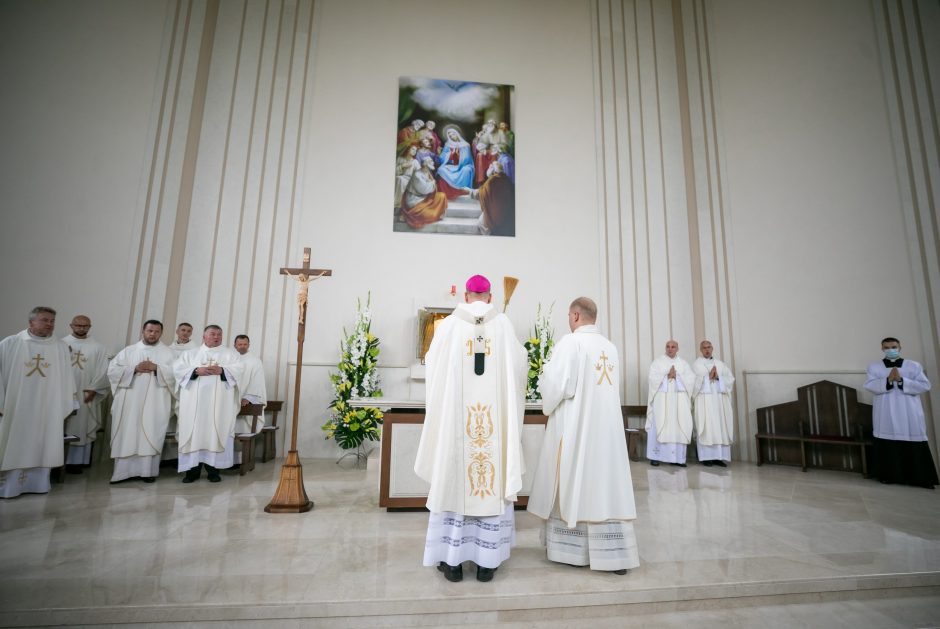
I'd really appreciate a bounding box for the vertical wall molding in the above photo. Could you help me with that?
[872,0,940,451]
[125,0,319,412]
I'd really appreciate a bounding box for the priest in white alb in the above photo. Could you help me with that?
[62,314,110,471]
[527,297,640,574]
[164,321,197,462]
[415,274,527,583]
[646,340,695,467]
[0,306,77,498]
[233,334,267,465]
[691,340,735,468]
[108,319,176,483]
[174,324,244,483]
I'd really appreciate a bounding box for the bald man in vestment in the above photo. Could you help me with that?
[62,314,110,472]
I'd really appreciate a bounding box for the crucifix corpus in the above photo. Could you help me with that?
[264,247,332,514]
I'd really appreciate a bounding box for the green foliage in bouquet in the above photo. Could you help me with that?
[524,303,555,400]
[322,295,384,449]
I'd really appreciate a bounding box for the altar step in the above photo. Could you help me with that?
[11,573,939,627]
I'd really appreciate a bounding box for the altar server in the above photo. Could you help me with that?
[415,274,527,582]
[646,340,695,467]
[691,340,735,467]
[62,315,110,471]
[864,337,937,488]
[175,325,244,483]
[108,320,175,483]
[0,307,77,498]
[527,297,640,574]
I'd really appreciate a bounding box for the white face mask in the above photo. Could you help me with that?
[883,348,900,360]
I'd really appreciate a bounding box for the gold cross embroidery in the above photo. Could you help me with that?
[71,350,86,369]
[595,352,614,385]
[202,358,219,368]
[25,354,50,377]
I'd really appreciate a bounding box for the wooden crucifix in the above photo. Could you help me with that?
[264,247,332,514]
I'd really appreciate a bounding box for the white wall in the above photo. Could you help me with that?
[0,0,171,353]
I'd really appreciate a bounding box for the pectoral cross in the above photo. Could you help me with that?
[25,354,50,377]
[71,350,86,369]
[266,247,332,514]
[595,351,614,385]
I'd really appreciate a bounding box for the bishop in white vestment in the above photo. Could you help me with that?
[691,340,735,467]
[527,298,640,573]
[174,325,244,483]
[62,315,110,469]
[863,337,937,488]
[415,274,527,582]
[0,307,77,498]
[108,320,176,483]
[646,340,695,466]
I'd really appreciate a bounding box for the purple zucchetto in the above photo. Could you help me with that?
[465,274,491,293]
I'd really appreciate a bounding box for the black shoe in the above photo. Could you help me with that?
[182,466,201,483]
[714,460,727,468]
[702,460,714,467]
[66,464,83,474]
[612,569,628,575]
[476,566,497,582]
[649,460,660,467]
[141,476,156,483]
[205,464,221,482]
[670,462,687,468]
[437,562,463,582]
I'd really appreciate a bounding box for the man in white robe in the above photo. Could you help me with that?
[168,322,197,356]
[646,340,694,467]
[0,307,77,498]
[164,322,196,461]
[864,336,937,488]
[233,334,266,465]
[691,340,735,468]
[415,274,527,582]
[527,297,640,574]
[62,315,110,471]
[108,319,176,483]
[174,325,244,483]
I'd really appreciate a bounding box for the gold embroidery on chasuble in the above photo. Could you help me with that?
[71,350,86,370]
[595,351,614,385]
[465,403,496,498]
[25,354,50,377]
[465,338,493,356]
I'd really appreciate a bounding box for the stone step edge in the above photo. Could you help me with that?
[3,571,939,627]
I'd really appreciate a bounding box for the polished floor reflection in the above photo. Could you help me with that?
[1,458,938,627]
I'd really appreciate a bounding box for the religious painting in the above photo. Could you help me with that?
[393,77,515,237]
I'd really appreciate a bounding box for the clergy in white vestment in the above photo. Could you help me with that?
[233,334,266,464]
[0,307,77,498]
[691,340,735,468]
[863,336,937,488]
[527,297,640,574]
[415,274,527,583]
[108,319,176,483]
[62,315,110,470]
[168,322,197,357]
[174,325,244,483]
[164,322,196,461]
[646,340,695,466]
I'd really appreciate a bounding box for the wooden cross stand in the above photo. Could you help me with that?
[264,247,332,513]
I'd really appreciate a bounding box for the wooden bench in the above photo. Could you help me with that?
[622,405,647,461]
[755,381,873,477]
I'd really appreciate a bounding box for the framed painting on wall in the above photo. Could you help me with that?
[393,76,515,237]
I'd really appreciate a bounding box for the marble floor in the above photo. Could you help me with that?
[1,457,939,628]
